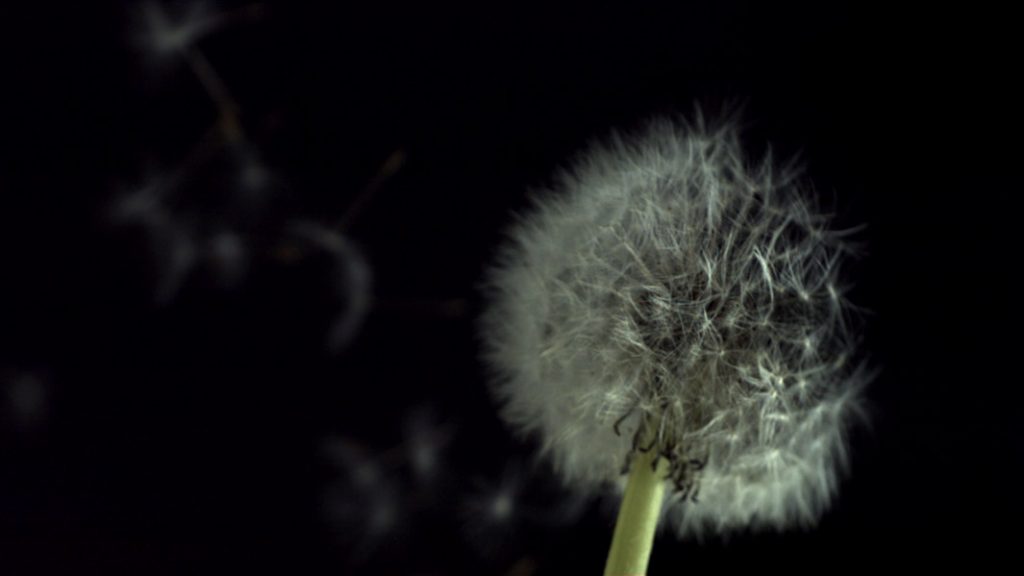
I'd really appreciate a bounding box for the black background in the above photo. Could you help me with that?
[1,1,1018,574]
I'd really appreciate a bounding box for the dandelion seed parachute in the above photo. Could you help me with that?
[460,466,527,557]
[110,184,199,304]
[286,221,373,352]
[135,0,219,57]
[480,113,872,538]
[3,369,49,430]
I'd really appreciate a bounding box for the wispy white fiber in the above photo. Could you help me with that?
[135,0,219,57]
[287,221,373,353]
[480,113,873,538]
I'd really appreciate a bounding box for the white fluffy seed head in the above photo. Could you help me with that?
[480,114,873,538]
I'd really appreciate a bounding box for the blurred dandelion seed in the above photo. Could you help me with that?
[110,180,201,304]
[285,221,373,353]
[4,370,49,429]
[337,149,406,232]
[135,0,219,58]
[320,437,406,560]
[461,463,529,558]
[233,144,273,201]
[132,1,257,145]
[205,228,248,288]
[152,219,199,304]
[403,406,455,488]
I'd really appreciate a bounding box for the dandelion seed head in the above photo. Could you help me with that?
[481,113,873,537]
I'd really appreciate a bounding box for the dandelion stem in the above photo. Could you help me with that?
[603,420,668,576]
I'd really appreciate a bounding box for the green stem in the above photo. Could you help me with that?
[603,423,668,576]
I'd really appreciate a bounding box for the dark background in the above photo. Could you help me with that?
[1,1,1018,574]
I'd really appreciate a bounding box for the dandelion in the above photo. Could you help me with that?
[480,112,873,574]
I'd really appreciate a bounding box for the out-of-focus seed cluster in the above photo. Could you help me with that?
[481,115,873,537]
[320,407,589,567]
[111,1,379,352]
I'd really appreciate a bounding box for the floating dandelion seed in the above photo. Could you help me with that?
[205,229,248,289]
[227,143,281,219]
[403,406,455,489]
[3,370,49,430]
[321,437,405,560]
[134,0,219,58]
[461,463,529,558]
[110,181,200,304]
[481,113,874,571]
[286,221,373,353]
